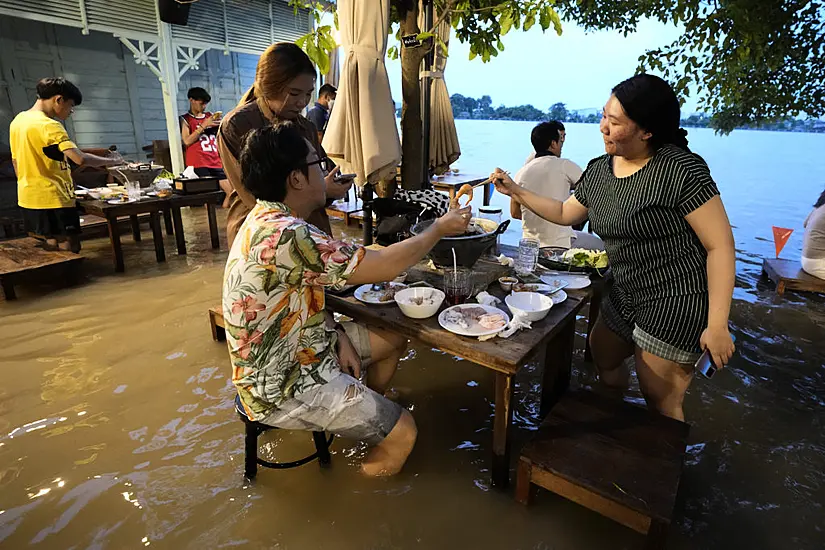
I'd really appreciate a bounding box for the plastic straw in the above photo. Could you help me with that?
[452,247,457,279]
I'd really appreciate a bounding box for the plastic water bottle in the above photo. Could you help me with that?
[515,237,540,275]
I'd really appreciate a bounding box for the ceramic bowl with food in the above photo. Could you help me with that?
[395,287,445,319]
[498,276,518,292]
[505,291,553,322]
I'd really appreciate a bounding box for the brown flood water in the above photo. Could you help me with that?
[1,207,823,549]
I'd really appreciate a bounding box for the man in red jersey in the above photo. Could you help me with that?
[180,87,230,205]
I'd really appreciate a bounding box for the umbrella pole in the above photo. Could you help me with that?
[421,0,434,188]
[362,183,374,246]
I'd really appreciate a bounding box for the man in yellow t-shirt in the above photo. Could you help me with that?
[10,77,121,252]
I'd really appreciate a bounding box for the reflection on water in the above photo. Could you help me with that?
[1,164,824,549]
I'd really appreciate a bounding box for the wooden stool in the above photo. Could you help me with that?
[762,258,825,295]
[209,306,226,341]
[516,391,689,549]
[235,394,333,480]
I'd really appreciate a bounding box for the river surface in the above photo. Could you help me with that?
[1,124,824,549]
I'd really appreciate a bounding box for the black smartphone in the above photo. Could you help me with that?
[694,334,735,379]
[334,173,357,182]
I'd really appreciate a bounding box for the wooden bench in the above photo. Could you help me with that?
[762,258,825,295]
[209,306,226,342]
[516,391,689,549]
[0,237,84,300]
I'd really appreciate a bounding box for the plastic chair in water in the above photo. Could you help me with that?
[234,394,333,480]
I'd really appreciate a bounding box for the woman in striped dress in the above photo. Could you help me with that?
[491,75,736,421]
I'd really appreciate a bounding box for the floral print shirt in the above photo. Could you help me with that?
[223,200,365,419]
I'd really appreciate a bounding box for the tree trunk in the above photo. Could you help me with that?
[398,3,428,191]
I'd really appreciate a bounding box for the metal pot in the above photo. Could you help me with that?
[410,217,510,268]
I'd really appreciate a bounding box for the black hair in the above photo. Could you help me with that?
[612,74,689,151]
[531,120,565,154]
[318,84,337,98]
[240,122,310,203]
[187,87,211,102]
[814,189,825,209]
[36,77,82,105]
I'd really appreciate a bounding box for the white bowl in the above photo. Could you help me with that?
[505,291,553,322]
[395,287,445,319]
[393,271,408,284]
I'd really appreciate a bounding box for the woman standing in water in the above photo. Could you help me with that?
[491,74,736,421]
[217,42,353,245]
[802,189,825,279]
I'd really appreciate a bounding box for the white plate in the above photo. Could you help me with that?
[75,189,89,196]
[106,199,136,204]
[354,283,407,305]
[438,304,510,338]
[551,290,568,305]
[541,274,591,290]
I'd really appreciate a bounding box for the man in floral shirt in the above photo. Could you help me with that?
[223,122,471,476]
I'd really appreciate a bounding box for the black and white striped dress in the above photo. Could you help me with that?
[574,145,720,354]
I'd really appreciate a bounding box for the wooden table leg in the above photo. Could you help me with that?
[585,284,603,363]
[149,211,166,263]
[1,277,16,300]
[540,318,576,418]
[171,207,186,255]
[106,215,125,273]
[206,203,219,249]
[492,372,515,488]
[129,215,141,242]
[163,209,174,236]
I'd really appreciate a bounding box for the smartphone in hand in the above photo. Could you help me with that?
[334,173,357,182]
[694,334,736,379]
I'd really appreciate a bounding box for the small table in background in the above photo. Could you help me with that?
[78,190,223,272]
[429,173,493,206]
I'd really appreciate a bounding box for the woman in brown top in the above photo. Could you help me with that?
[218,42,353,245]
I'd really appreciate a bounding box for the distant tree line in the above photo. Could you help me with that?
[449,94,825,134]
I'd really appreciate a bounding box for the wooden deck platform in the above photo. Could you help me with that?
[0,238,84,300]
[516,391,689,549]
[762,258,825,295]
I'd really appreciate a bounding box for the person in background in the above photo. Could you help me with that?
[218,43,352,246]
[306,83,336,142]
[10,77,122,252]
[510,121,602,249]
[224,122,470,476]
[180,87,231,206]
[491,74,736,421]
[802,188,825,279]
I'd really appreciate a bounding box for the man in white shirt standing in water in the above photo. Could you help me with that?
[511,121,602,249]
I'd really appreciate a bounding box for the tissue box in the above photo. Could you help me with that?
[173,177,220,194]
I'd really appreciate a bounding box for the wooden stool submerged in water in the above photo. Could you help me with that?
[515,391,689,549]
[762,258,825,295]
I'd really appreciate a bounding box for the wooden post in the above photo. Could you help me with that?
[207,202,220,249]
[172,207,186,255]
[492,372,515,488]
[155,14,184,175]
[540,319,576,418]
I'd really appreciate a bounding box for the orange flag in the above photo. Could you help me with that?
[772,226,794,257]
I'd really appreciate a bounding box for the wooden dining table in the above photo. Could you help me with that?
[325,284,587,488]
[78,190,223,272]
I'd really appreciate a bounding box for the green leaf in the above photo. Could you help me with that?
[500,13,512,35]
[286,266,302,287]
[416,32,434,42]
[292,225,324,272]
[261,269,280,295]
[304,311,325,328]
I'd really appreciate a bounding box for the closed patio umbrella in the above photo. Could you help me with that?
[322,0,400,186]
[422,16,460,174]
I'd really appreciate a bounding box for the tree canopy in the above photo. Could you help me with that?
[294,0,824,132]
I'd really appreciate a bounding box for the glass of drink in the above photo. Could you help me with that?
[515,237,540,275]
[126,180,141,202]
[443,267,472,306]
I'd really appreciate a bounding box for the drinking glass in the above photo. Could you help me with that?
[443,267,472,306]
[126,180,141,202]
[515,237,540,275]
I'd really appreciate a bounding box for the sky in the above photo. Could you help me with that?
[381,18,700,114]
